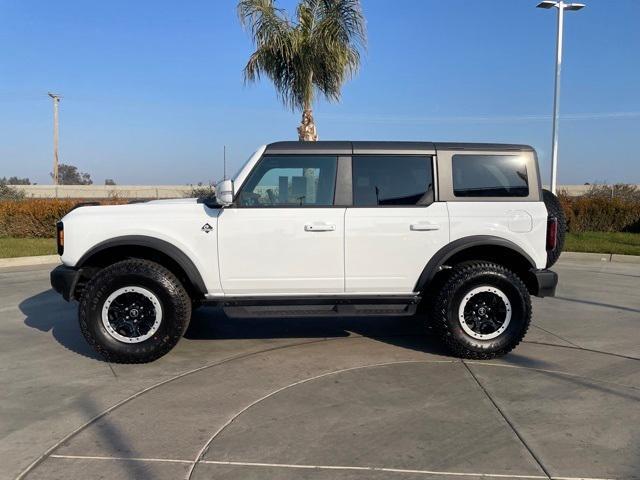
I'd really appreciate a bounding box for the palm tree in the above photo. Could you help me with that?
[238,0,366,141]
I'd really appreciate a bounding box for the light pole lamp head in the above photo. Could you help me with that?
[536,1,585,10]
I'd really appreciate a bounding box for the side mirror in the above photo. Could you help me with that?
[216,179,234,205]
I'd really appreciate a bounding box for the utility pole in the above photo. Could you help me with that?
[536,1,585,193]
[48,93,62,185]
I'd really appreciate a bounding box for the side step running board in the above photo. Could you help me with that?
[224,303,417,318]
[214,294,421,318]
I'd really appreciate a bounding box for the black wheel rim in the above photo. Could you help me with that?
[458,286,512,340]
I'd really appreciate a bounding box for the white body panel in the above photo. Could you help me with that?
[217,208,345,295]
[60,200,225,294]
[447,202,548,269]
[345,203,450,293]
[60,144,550,300]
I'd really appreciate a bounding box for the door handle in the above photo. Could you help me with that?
[304,223,336,232]
[410,222,440,231]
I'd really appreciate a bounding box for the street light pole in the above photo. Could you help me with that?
[537,1,585,194]
[549,4,564,195]
[48,92,62,185]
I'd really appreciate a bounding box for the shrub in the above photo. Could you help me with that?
[0,199,76,237]
[559,191,640,233]
[0,183,25,200]
[185,184,216,200]
[0,199,126,238]
[583,183,640,203]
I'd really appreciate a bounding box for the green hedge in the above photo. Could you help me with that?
[559,189,640,233]
[0,199,124,238]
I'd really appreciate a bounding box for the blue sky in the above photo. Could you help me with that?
[1,0,639,185]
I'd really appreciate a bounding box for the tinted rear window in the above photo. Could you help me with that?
[452,154,528,197]
[352,156,433,206]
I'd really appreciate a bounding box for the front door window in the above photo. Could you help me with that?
[237,155,337,207]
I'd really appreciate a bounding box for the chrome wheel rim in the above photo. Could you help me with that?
[458,286,511,340]
[101,286,162,343]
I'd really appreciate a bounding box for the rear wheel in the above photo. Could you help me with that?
[79,259,192,363]
[428,261,531,359]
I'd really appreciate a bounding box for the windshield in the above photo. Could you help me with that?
[232,147,260,182]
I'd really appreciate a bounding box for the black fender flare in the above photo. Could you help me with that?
[77,235,207,295]
[414,235,537,292]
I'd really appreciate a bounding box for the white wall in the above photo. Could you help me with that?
[13,185,197,199]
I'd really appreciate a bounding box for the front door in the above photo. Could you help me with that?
[345,155,450,293]
[218,154,344,295]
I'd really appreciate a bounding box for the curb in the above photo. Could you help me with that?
[0,255,60,269]
[562,251,640,264]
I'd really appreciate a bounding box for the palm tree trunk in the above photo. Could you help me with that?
[297,108,318,203]
[297,109,318,142]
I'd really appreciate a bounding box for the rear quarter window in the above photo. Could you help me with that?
[452,154,529,197]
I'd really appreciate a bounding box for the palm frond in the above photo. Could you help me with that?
[238,0,366,111]
[310,0,365,102]
[238,0,292,54]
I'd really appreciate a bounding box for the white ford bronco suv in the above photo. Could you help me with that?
[51,141,564,363]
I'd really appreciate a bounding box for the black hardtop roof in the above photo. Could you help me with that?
[264,141,534,155]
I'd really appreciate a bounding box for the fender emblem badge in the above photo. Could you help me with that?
[201,223,213,233]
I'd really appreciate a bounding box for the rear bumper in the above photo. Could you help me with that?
[50,265,82,301]
[530,268,558,297]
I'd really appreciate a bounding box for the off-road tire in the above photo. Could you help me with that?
[429,261,531,359]
[542,188,566,267]
[79,259,192,363]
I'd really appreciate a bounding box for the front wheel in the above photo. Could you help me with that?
[428,261,531,359]
[79,259,192,363]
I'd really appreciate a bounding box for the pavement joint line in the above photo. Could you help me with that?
[14,336,344,480]
[523,340,640,362]
[464,361,640,392]
[105,361,118,378]
[461,361,552,480]
[185,359,459,480]
[530,324,582,348]
[46,455,616,480]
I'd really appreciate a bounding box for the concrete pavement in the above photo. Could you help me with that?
[1,259,639,480]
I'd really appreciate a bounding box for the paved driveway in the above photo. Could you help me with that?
[1,259,639,480]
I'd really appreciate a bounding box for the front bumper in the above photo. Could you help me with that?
[531,268,558,297]
[50,265,82,301]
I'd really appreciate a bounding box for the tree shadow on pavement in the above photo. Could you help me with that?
[20,289,105,361]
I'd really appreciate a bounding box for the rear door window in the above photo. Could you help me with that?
[352,156,434,206]
[452,154,528,197]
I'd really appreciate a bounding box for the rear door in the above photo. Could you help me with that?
[345,155,450,293]
[218,154,345,295]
